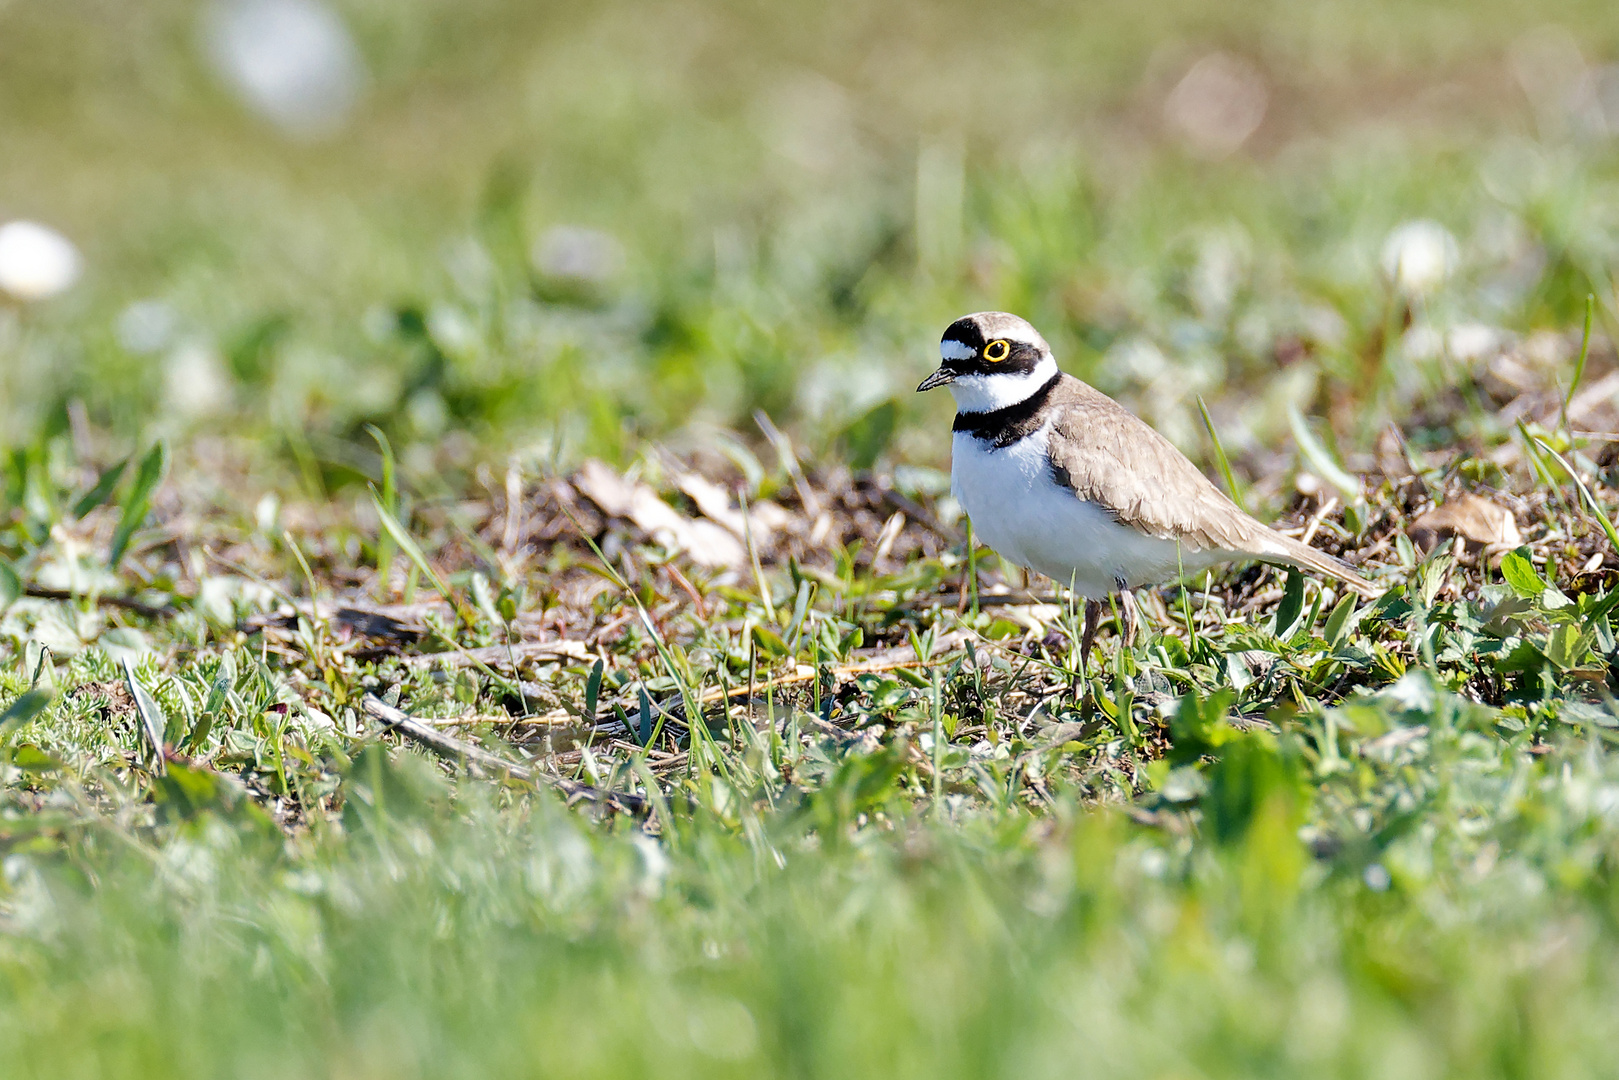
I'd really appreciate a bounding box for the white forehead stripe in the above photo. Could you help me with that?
[940,339,976,362]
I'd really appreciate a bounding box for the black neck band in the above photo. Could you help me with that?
[952,372,1061,448]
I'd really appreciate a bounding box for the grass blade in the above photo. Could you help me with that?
[584,657,604,725]
[71,457,128,519]
[109,441,168,569]
[368,488,454,605]
[0,688,53,740]
[1198,395,1248,513]
[1533,433,1619,554]
[121,657,168,773]
[740,491,777,622]
[0,560,20,611]
[1287,406,1361,505]
[367,425,399,601]
[1275,570,1305,639]
[1518,420,1576,519]
[1324,593,1358,649]
[1561,294,1596,438]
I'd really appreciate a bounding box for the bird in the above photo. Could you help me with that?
[917,311,1379,667]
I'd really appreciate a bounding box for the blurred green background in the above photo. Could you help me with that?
[3,0,1618,482]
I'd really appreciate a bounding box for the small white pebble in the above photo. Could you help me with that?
[0,221,81,301]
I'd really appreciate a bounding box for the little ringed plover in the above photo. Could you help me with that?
[918,311,1379,664]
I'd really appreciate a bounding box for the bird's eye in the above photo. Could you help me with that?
[983,339,1010,362]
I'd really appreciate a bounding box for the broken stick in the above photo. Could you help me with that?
[359,693,647,815]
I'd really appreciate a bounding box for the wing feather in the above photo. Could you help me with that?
[1043,377,1268,554]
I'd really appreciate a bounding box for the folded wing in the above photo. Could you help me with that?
[1044,376,1379,597]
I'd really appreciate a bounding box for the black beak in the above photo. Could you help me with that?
[916,367,956,392]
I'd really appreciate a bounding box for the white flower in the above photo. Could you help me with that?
[0,221,82,301]
[203,0,365,138]
[1380,220,1458,295]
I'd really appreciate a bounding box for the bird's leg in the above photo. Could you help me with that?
[1078,599,1102,684]
[1118,589,1140,649]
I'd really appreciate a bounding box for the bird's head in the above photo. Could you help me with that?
[917,311,1058,413]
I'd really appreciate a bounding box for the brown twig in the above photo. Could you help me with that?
[974,593,1066,607]
[406,711,579,728]
[360,693,647,814]
[24,585,176,619]
[397,640,592,670]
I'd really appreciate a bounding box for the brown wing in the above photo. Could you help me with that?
[1043,375,1270,554]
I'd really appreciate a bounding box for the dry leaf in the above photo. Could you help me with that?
[1408,494,1522,560]
[576,459,745,567]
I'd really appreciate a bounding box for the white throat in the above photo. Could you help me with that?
[948,356,1059,414]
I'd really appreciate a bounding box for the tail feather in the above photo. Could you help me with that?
[1259,532,1382,599]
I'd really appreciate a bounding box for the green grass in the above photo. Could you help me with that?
[8,749,1619,1080]
[6,1,1619,1075]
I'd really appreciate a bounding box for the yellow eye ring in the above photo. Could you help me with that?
[983,339,1010,362]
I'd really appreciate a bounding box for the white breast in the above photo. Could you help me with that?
[951,425,1212,598]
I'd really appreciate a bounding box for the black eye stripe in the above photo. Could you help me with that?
[941,321,1046,371]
